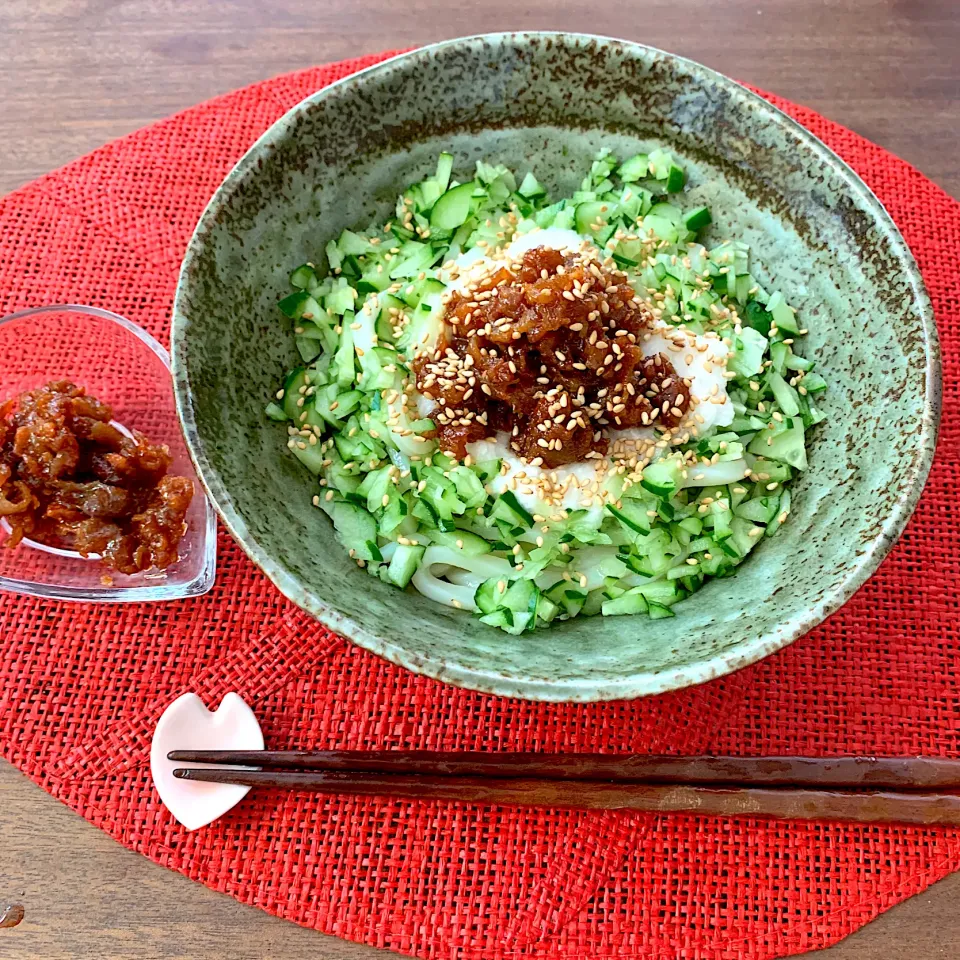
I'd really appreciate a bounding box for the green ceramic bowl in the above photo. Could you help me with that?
[172,33,940,702]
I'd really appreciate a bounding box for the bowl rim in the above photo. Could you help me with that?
[172,31,942,701]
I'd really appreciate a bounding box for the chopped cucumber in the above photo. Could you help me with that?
[617,153,649,182]
[282,368,309,419]
[430,181,478,230]
[641,457,683,498]
[748,418,807,470]
[602,591,648,616]
[268,147,826,635]
[575,200,613,235]
[426,529,491,555]
[289,264,316,290]
[767,370,801,417]
[767,291,800,334]
[327,501,381,563]
[475,577,509,615]
[518,171,546,199]
[489,490,534,528]
[665,163,685,193]
[435,153,454,193]
[683,206,712,232]
[387,543,425,587]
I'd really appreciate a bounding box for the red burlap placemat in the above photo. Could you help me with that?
[1,51,958,960]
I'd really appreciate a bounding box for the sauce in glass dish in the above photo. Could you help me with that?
[0,380,193,574]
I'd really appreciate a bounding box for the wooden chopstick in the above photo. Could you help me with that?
[169,767,960,826]
[166,751,960,789]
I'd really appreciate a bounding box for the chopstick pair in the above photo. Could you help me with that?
[168,751,960,826]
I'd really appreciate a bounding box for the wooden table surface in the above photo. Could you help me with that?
[0,1,957,957]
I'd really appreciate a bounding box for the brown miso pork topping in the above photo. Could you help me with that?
[0,380,193,574]
[412,246,692,464]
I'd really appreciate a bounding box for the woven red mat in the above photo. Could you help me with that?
[1,51,958,960]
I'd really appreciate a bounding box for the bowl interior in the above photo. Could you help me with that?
[173,34,937,700]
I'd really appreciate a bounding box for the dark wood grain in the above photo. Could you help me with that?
[0,0,956,201]
[169,750,960,789]
[1,2,958,958]
[171,767,960,827]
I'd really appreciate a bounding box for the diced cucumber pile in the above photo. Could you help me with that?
[266,149,827,634]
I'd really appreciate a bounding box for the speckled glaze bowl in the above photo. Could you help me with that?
[172,33,940,701]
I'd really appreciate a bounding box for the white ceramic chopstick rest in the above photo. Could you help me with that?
[150,692,264,830]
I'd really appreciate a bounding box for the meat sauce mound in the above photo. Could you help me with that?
[0,381,194,574]
[412,247,692,465]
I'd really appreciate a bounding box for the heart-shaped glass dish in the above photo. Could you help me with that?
[0,304,216,602]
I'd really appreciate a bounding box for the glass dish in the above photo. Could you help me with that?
[0,304,216,602]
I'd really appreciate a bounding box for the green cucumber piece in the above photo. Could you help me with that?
[324,450,361,495]
[518,171,546,199]
[477,578,539,635]
[641,214,679,243]
[545,581,587,618]
[388,241,438,281]
[289,440,327,474]
[327,501,381,563]
[426,529,492,556]
[489,490,534,528]
[334,321,355,387]
[647,600,676,619]
[434,153,454,194]
[574,200,613,235]
[640,458,683,498]
[606,501,652,538]
[647,202,683,225]
[601,591,648,617]
[683,206,712,232]
[766,291,801,334]
[278,289,311,318]
[728,327,768,378]
[475,577,509,615]
[767,370,801,417]
[748,418,807,470]
[282,367,309,419]
[430,181,478,230]
[765,488,791,538]
[708,500,733,540]
[289,264,317,290]
[357,465,394,514]
[387,543,425,588]
[729,516,763,558]
[735,495,780,524]
[665,163,686,193]
[502,578,538,614]
[338,230,370,256]
[785,353,815,373]
[325,279,355,315]
[769,341,789,375]
[325,238,342,272]
[633,579,683,606]
[536,595,560,624]
[618,153,649,182]
[295,337,322,363]
[647,148,672,180]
